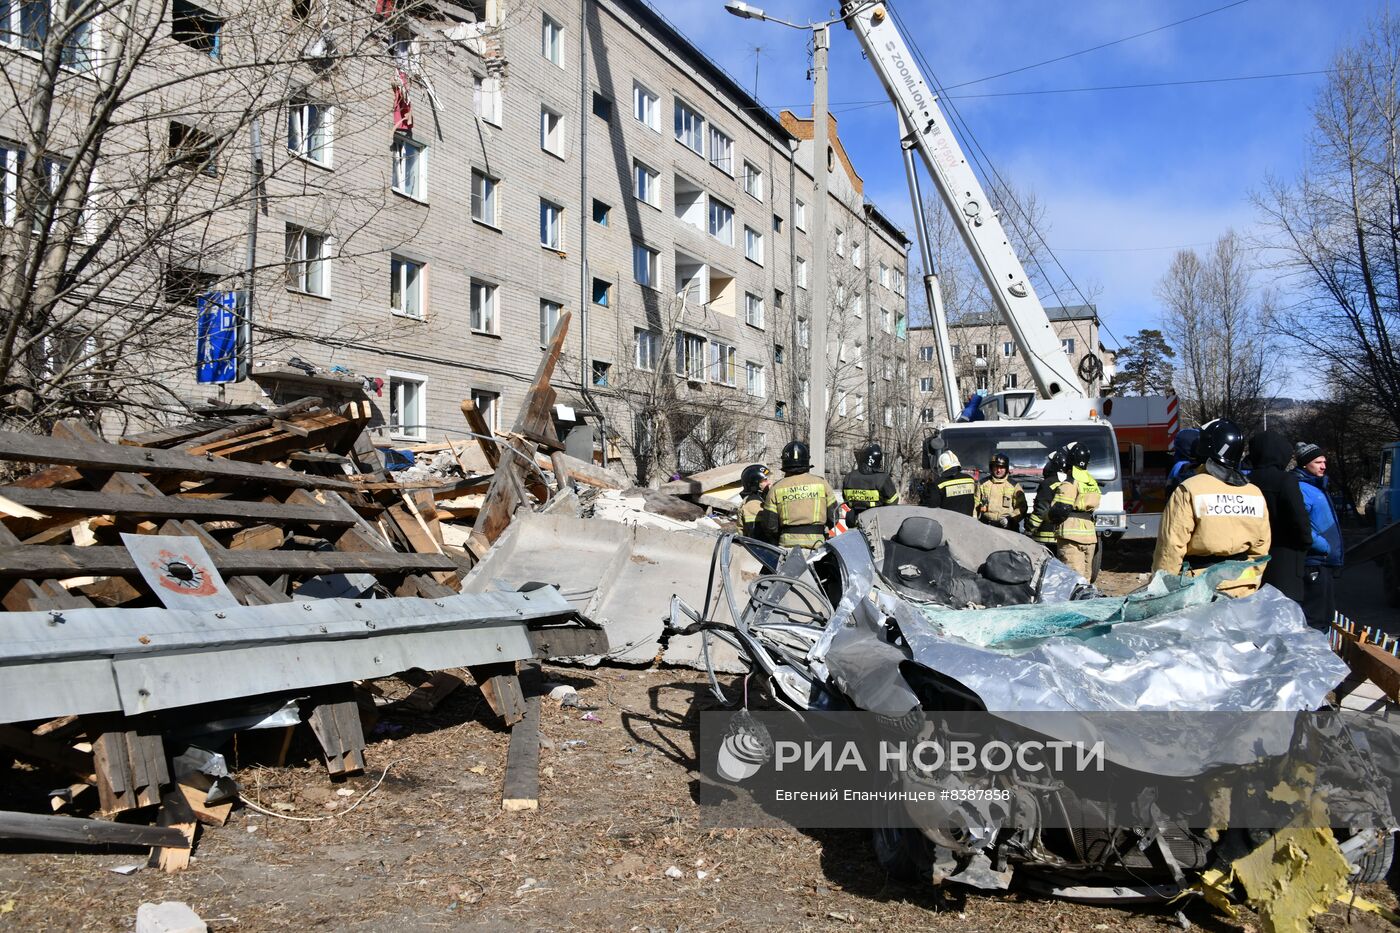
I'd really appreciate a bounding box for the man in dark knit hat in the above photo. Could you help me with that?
[1293,441,1343,630]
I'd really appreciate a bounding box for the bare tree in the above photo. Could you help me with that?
[1157,231,1277,429]
[1256,11,1400,435]
[0,0,476,433]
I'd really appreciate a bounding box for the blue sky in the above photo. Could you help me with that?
[658,0,1381,354]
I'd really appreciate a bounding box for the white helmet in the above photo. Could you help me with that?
[936,450,961,474]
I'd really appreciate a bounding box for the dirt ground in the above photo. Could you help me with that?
[1,540,1394,932]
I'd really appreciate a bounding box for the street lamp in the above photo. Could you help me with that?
[725,1,832,478]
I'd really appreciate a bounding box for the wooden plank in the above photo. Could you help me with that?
[1335,632,1400,703]
[397,670,466,712]
[501,665,543,812]
[548,452,627,490]
[93,725,170,815]
[228,524,286,550]
[157,520,291,606]
[307,685,366,777]
[660,462,747,497]
[148,785,198,872]
[510,310,570,450]
[11,465,86,489]
[0,545,460,577]
[0,487,355,526]
[0,809,189,848]
[469,661,527,726]
[0,724,96,782]
[120,416,237,449]
[0,431,357,490]
[459,400,502,469]
[177,775,232,826]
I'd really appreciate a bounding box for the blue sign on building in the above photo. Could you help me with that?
[197,290,242,384]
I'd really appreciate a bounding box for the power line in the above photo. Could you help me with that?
[943,0,1255,90]
[950,69,1330,99]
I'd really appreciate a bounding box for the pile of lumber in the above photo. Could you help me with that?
[0,324,609,866]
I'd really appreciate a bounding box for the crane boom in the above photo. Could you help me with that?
[843,3,1086,401]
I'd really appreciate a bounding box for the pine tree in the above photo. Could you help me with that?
[1107,329,1176,396]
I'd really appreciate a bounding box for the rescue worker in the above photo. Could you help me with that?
[738,463,773,541]
[758,441,837,548]
[1048,441,1101,578]
[840,443,899,524]
[1165,427,1201,499]
[978,453,1027,531]
[1024,451,1069,548]
[1151,418,1271,597]
[1248,430,1311,605]
[920,449,979,515]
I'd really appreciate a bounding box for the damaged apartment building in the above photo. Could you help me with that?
[1,0,912,480]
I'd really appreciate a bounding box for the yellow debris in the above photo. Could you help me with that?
[1231,825,1351,933]
[1335,891,1400,925]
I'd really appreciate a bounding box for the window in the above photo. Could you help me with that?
[592,199,610,226]
[540,106,564,157]
[852,242,863,268]
[710,341,736,386]
[172,0,222,56]
[774,289,785,310]
[976,372,990,391]
[798,317,809,348]
[775,400,787,421]
[747,430,767,459]
[883,406,894,428]
[708,197,733,245]
[633,242,658,287]
[918,346,934,362]
[390,256,422,319]
[774,344,785,364]
[743,161,763,200]
[796,256,807,288]
[895,268,906,296]
[921,408,936,423]
[855,395,865,421]
[838,393,848,417]
[1003,373,1019,389]
[291,0,314,21]
[164,266,219,305]
[746,361,766,397]
[287,99,332,165]
[919,377,934,393]
[471,169,497,225]
[675,100,704,154]
[1003,341,1015,357]
[0,141,21,225]
[676,332,707,381]
[2,0,44,53]
[799,378,809,403]
[952,345,962,358]
[879,262,890,288]
[744,226,763,265]
[773,213,783,233]
[633,160,658,207]
[896,312,907,339]
[880,308,891,334]
[541,14,563,67]
[835,227,845,256]
[975,343,988,358]
[708,126,733,173]
[592,278,611,306]
[634,328,659,370]
[1062,337,1076,355]
[168,121,218,175]
[387,375,425,440]
[633,82,660,131]
[883,358,893,381]
[285,225,328,297]
[795,198,807,231]
[539,198,563,250]
[540,300,562,344]
[469,279,497,334]
[592,361,611,387]
[391,135,426,200]
[744,292,764,329]
[592,92,612,121]
[471,389,499,432]
[474,75,502,126]
[853,295,863,318]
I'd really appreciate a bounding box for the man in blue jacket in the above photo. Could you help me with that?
[1294,441,1342,630]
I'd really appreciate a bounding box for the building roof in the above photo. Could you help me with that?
[909,304,1099,332]
[864,201,911,248]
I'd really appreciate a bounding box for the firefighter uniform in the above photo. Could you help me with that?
[841,470,899,520]
[760,473,837,548]
[1151,471,1271,597]
[739,495,764,538]
[1053,466,1101,578]
[978,476,1027,530]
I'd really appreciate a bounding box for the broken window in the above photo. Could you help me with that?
[288,98,332,165]
[592,278,610,306]
[746,361,765,398]
[592,92,612,121]
[592,360,611,387]
[469,279,497,334]
[390,255,422,319]
[168,121,219,175]
[473,75,502,126]
[388,374,426,440]
[592,199,610,226]
[285,224,328,297]
[391,135,425,199]
[163,266,219,305]
[172,0,221,56]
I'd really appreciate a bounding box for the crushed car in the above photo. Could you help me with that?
[660,505,1398,916]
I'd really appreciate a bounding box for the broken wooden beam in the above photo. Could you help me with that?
[306,685,367,777]
[460,400,502,470]
[0,487,356,527]
[0,545,460,578]
[0,809,190,848]
[501,665,542,812]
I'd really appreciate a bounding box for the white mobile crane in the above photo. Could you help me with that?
[843,1,1128,542]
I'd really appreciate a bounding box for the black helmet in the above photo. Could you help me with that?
[857,443,884,473]
[1061,441,1091,470]
[989,453,1010,473]
[741,463,771,494]
[1198,418,1246,470]
[781,440,810,473]
[1043,449,1069,483]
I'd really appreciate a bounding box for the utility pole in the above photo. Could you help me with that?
[810,23,829,477]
